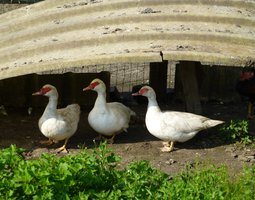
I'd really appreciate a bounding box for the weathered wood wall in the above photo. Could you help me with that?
[0,65,244,108]
[0,71,110,108]
[175,64,242,103]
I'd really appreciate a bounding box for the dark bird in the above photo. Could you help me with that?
[236,68,255,119]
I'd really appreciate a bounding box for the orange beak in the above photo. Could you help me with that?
[83,85,92,91]
[32,91,43,96]
[132,92,141,96]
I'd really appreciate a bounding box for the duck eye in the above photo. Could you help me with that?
[41,87,52,94]
[140,88,148,95]
[91,81,100,89]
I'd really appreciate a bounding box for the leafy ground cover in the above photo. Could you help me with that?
[0,144,254,200]
[220,119,255,147]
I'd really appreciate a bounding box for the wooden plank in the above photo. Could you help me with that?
[149,60,168,102]
[178,61,202,114]
[0,71,110,108]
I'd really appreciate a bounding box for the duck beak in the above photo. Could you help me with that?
[32,91,43,96]
[83,85,92,91]
[132,92,140,96]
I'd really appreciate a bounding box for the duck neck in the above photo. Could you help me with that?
[43,95,58,117]
[147,96,160,111]
[95,91,107,109]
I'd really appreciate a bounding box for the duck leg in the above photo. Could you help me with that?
[160,141,174,152]
[56,138,69,153]
[247,102,254,119]
[104,134,115,144]
[94,134,103,140]
[40,138,54,145]
[94,134,115,143]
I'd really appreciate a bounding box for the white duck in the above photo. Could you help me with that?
[132,86,224,152]
[83,79,136,143]
[32,84,80,153]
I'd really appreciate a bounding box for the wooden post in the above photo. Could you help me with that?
[0,80,3,105]
[179,61,202,114]
[149,60,168,102]
[24,74,39,108]
[63,72,77,105]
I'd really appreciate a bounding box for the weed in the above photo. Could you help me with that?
[219,120,254,145]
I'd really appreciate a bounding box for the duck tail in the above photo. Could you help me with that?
[130,109,136,116]
[205,119,224,128]
[128,109,137,124]
[69,104,81,119]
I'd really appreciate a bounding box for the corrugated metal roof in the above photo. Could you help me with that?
[0,0,254,80]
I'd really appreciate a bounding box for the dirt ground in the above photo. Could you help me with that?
[0,101,255,177]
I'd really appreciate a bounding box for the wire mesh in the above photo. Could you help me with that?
[38,62,176,92]
[167,61,176,89]
[81,63,151,92]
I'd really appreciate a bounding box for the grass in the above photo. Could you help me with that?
[0,144,254,200]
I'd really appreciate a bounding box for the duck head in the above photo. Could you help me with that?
[132,86,156,98]
[83,78,106,92]
[32,84,58,98]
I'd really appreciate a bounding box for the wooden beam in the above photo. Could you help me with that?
[149,60,168,102]
[179,61,202,114]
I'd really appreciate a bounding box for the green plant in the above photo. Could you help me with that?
[0,143,120,199]
[167,163,255,200]
[220,120,253,145]
[0,144,254,199]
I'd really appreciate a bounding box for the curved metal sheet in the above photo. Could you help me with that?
[0,0,254,80]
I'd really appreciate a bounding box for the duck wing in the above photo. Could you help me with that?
[108,102,136,116]
[57,104,80,132]
[161,111,223,133]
